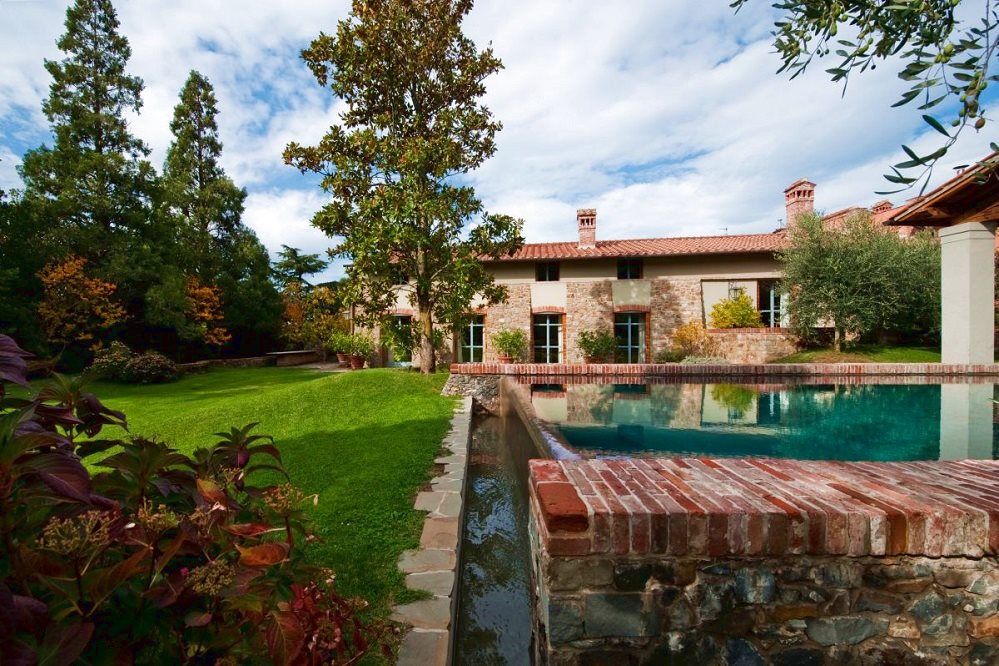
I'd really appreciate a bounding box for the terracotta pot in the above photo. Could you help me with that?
[498,354,513,364]
[336,352,349,367]
[349,355,365,370]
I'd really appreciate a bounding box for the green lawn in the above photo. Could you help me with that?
[86,366,454,617]
[772,344,942,364]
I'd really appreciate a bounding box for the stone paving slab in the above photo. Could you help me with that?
[421,516,459,550]
[406,570,455,597]
[393,396,473,666]
[397,630,448,666]
[398,548,456,574]
[415,491,445,512]
[392,597,451,630]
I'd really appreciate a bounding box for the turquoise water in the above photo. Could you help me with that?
[530,382,998,461]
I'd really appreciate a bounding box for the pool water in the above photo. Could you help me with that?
[453,413,541,664]
[530,382,998,461]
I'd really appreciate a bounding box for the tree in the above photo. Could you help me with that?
[732,0,998,190]
[284,0,524,373]
[709,288,764,328]
[37,256,127,350]
[161,71,248,281]
[780,212,940,350]
[272,245,329,287]
[19,0,156,258]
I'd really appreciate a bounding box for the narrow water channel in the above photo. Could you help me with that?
[453,411,542,664]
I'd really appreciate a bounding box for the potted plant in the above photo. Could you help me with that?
[327,331,350,367]
[491,328,527,364]
[348,333,374,370]
[577,329,617,363]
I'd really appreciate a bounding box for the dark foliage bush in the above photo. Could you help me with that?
[0,334,394,665]
[88,340,134,380]
[123,351,179,384]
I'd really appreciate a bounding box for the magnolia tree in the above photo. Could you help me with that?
[284,0,524,373]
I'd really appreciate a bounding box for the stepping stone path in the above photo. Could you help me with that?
[393,397,471,666]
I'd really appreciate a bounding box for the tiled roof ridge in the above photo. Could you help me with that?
[517,230,783,248]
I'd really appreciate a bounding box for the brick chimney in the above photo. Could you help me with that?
[783,179,815,228]
[871,199,893,214]
[577,208,596,248]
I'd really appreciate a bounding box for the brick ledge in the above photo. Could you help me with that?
[451,362,999,376]
[529,458,999,559]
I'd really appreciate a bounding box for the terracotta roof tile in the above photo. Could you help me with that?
[491,232,787,262]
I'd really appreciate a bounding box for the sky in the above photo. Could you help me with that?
[1,0,996,283]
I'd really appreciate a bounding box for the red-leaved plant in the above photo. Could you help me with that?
[0,334,396,665]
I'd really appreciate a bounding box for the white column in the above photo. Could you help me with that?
[939,383,993,460]
[939,221,996,364]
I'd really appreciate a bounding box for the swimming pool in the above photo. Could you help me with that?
[525,381,998,460]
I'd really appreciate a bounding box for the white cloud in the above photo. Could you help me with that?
[1,0,995,265]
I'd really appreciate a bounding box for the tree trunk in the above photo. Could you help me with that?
[419,306,435,374]
[833,326,843,353]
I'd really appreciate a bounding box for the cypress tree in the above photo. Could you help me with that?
[20,0,155,258]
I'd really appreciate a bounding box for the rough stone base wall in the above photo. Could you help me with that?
[566,281,613,364]
[708,328,799,364]
[533,549,999,665]
[528,458,999,665]
[440,373,501,414]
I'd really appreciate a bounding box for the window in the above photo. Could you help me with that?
[536,261,560,282]
[758,280,783,328]
[391,267,408,286]
[459,315,484,363]
[533,314,563,363]
[614,313,646,363]
[617,258,643,280]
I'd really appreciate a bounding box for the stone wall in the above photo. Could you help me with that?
[485,283,532,362]
[528,458,999,665]
[708,328,799,364]
[566,280,614,364]
[650,278,702,358]
[440,373,501,414]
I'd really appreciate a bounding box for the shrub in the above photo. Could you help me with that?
[710,288,764,329]
[326,330,350,354]
[0,334,393,664]
[123,351,179,384]
[347,333,375,358]
[577,329,617,362]
[680,356,731,365]
[670,321,719,358]
[491,329,527,360]
[87,340,134,380]
[654,348,685,363]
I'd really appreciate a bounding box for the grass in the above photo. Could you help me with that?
[86,366,455,617]
[771,344,942,364]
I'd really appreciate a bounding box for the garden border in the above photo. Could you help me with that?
[392,396,472,666]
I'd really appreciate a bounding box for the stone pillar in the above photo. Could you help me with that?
[938,383,994,460]
[939,221,996,364]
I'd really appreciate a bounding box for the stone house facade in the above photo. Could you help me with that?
[365,179,901,366]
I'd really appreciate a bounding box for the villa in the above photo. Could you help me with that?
[371,178,922,367]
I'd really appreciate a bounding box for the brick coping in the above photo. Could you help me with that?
[451,362,999,377]
[529,458,999,559]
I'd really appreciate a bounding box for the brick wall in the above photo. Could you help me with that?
[528,458,999,664]
[565,281,614,364]
[708,328,799,364]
